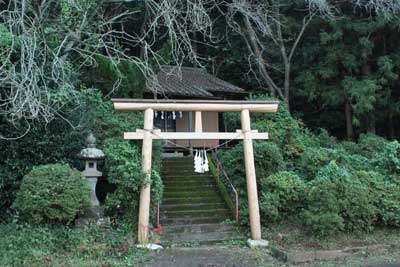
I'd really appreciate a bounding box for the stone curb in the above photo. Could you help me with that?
[270,244,399,264]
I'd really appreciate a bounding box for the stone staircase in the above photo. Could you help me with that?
[159,156,244,245]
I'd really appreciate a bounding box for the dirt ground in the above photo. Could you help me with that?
[141,246,400,267]
[142,247,271,267]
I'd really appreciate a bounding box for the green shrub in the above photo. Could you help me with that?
[218,97,398,235]
[0,116,83,214]
[103,138,163,223]
[254,142,286,177]
[298,147,335,179]
[259,171,305,222]
[0,88,145,220]
[334,151,370,173]
[220,142,285,181]
[223,94,308,162]
[302,161,377,236]
[252,104,307,161]
[339,140,359,154]
[217,141,285,225]
[298,146,370,180]
[12,164,90,224]
[354,171,400,227]
[316,129,338,148]
[358,134,389,158]
[373,140,400,176]
[0,223,148,267]
[80,89,143,145]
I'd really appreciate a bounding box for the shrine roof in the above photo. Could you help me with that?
[147,65,246,97]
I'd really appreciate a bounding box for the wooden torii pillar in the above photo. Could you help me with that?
[112,99,279,244]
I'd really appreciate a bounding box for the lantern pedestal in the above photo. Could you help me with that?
[87,177,100,207]
[75,207,110,227]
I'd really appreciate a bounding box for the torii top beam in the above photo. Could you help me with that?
[112,99,279,113]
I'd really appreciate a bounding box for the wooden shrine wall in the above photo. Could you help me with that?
[175,111,219,148]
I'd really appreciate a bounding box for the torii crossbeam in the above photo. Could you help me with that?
[112,99,279,245]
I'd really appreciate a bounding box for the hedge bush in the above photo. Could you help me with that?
[354,171,400,227]
[103,138,163,224]
[0,88,144,215]
[0,116,83,215]
[302,162,377,236]
[218,95,400,236]
[298,147,334,179]
[373,140,400,176]
[259,171,305,222]
[12,164,90,224]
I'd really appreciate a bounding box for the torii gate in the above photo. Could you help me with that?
[112,99,279,244]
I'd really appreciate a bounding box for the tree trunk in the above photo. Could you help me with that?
[388,109,394,140]
[362,63,376,134]
[284,64,290,112]
[344,96,354,140]
[139,5,148,60]
[366,114,376,134]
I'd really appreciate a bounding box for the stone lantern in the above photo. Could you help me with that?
[76,133,109,227]
[78,133,105,207]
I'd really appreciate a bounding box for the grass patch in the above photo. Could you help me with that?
[263,223,400,250]
[0,223,150,267]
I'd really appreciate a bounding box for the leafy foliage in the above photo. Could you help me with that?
[103,138,163,224]
[373,140,400,176]
[80,88,143,144]
[12,164,90,224]
[302,161,377,236]
[298,147,335,179]
[0,223,148,267]
[0,117,83,214]
[219,97,400,236]
[354,171,400,227]
[293,9,400,138]
[259,171,305,222]
[81,57,146,98]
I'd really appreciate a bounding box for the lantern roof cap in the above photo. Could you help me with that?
[78,133,105,160]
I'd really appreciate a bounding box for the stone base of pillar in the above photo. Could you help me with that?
[247,239,269,249]
[75,206,110,228]
[136,243,164,250]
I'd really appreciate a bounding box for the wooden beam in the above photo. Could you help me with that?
[137,108,153,244]
[124,130,269,140]
[241,109,262,240]
[195,111,203,132]
[113,100,278,113]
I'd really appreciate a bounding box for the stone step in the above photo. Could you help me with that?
[160,231,245,245]
[162,161,195,167]
[163,180,216,187]
[160,208,231,219]
[161,210,230,220]
[160,172,211,177]
[162,175,214,181]
[160,223,238,234]
[163,190,220,198]
[164,184,217,192]
[161,203,226,211]
[162,158,194,164]
[161,216,228,225]
[162,173,213,177]
[162,165,195,170]
[162,195,223,205]
[162,156,194,160]
[161,228,238,240]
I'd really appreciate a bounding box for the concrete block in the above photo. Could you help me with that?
[246,239,269,249]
